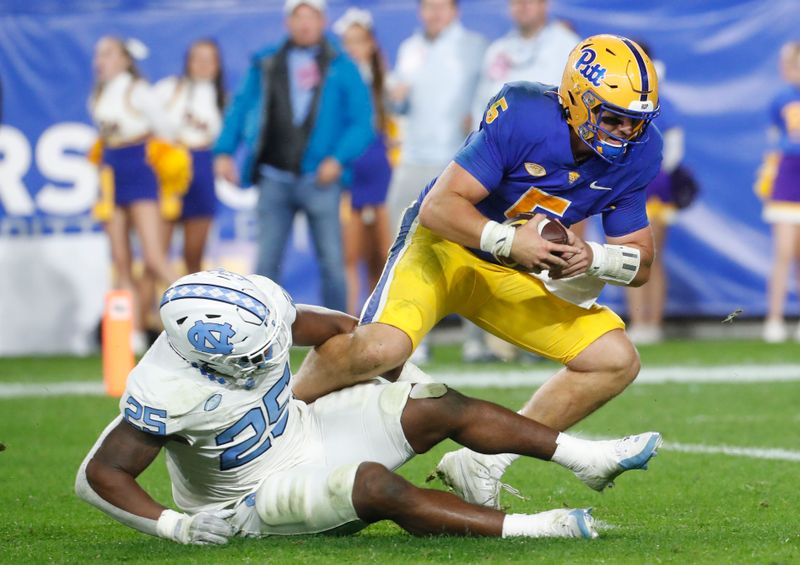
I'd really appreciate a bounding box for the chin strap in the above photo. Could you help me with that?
[586,242,640,285]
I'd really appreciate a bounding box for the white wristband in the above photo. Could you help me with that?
[586,241,640,285]
[156,509,187,542]
[480,220,516,259]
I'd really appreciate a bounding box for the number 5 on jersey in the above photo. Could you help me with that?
[485,96,508,125]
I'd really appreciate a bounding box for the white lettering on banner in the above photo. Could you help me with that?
[0,126,35,215]
[0,122,99,218]
[36,123,98,215]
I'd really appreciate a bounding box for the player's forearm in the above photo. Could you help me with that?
[76,458,165,537]
[292,305,358,347]
[418,190,488,249]
[85,459,166,519]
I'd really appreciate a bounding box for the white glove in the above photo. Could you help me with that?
[156,508,236,545]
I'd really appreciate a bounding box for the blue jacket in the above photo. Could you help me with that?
[214,35,374,185]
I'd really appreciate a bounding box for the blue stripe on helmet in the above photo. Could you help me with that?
[621,38,649,102]
[160,283,269,321]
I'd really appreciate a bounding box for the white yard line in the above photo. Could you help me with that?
[2,367,799,463]
[662,441,800,462]
[1,363,799,399]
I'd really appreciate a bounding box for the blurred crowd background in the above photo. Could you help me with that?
[0,0,798,356]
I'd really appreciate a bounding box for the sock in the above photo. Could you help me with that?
[502,512,558,538]
[550,432,588,471]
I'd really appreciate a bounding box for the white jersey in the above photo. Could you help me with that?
[119,277,303,514]
[153,76,222,148]
[471,22,579,127]
[90,72,163,146]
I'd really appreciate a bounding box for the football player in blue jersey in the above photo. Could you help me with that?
[293,35,663,508]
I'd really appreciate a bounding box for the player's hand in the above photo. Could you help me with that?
[509,213,578,272]
[214,155,239,185]
[548,228,594,279]
[159,509,236,545]
[316,157,342,186]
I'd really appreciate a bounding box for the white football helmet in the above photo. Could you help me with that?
[160,269,291,388]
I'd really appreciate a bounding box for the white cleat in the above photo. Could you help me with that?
[574,432,663,492]
[430,449,522,509]
[530,508,599,539]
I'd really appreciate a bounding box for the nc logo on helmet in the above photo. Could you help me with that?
[187,320,236,355]
[575,48,606,87]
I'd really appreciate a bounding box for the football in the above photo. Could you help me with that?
[496,213,569,270]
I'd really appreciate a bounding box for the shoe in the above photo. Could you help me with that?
[429,449,522,509]
[572,432,662,492]
[763,320,787,343]
[532,508,598,539]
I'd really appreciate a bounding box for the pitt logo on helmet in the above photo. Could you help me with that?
[574,48,606,87]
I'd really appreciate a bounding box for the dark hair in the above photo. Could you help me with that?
[365,31,388,131]
[183,38,226,112]
[91,36,141,103]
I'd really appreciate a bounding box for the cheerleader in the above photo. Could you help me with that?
[760,41,800,342]
[334,9,394,315]
[90,36,176,351]
[154,39,224,274]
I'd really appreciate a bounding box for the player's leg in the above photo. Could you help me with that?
[435,264,645,504]
[405,385,659,499]
[519,329,639,430]
[351,462,595,538]
[293,202,454,401]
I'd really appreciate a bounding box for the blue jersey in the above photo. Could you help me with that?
[770,85,800,155]
[419,82,662,258]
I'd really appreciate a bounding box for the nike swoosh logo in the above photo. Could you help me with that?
[589,181,613,191]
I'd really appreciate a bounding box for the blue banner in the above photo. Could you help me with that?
[0,0,798,353]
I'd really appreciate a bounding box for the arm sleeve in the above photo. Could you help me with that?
[74,416,162,538]
[602,186,650,237]
[214,61,261,156]
[331,60,375,165]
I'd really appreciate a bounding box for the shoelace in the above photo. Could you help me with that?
[470,459,527,506]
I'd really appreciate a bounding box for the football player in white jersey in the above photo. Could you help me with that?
[76,269,662,544]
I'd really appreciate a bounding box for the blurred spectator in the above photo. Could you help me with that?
[334,8,394,315]
[464,0,577,362]
[155,39,225,275]
[386,0,486,233]
[625,46,686,345]
[470,0,577,126]
[386,0,486,363]
[88,36,176,352]
[214,0,373,311]
[757,41,800,343]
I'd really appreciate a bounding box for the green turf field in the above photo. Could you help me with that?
[1,342,798,564]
